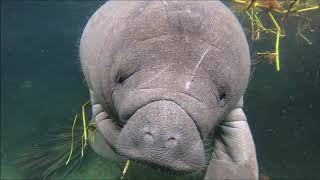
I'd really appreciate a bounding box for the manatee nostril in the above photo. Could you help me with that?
[144,132,154,142]
[167,137,177,145]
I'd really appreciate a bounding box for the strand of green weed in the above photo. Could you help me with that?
[81,100,90,147]
[93,129,97,142]
[120,160,131,180]
[250,10,285,37]
[81,134,85,157]
[88,121,97,142]
[297,32,312,45]
[251,8,255,40]
[66,114,78,165]
[268,12,281,71]
[297,6,319,13]
[80,100,90,158]
[245,9,255,40]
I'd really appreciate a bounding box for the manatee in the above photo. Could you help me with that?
[80,1,258,179]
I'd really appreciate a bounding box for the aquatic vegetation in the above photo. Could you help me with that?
[231,0,319,71]
[121,160,131,180]
[65,101,90,167]
[64,100,131,179]
[65,114,78,166]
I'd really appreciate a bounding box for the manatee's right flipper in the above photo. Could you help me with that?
[204,97,258,179]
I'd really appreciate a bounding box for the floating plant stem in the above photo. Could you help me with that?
[254,12,266,31]
[88,121,97,142]
[81,100,90,147]
[92,128,97,142]
[232,0,318,72]
[282,0,298,22]
[120,160,131,180]
[298,32,312,45]
[65,114,78,165]
[247,0,257,10]
[251,8,255,40]
[297,5,319,13]
[269,12,281,71]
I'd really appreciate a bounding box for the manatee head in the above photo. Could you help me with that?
[80,1,250,174]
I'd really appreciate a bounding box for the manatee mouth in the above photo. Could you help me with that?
[126,156,201,176]
[114,100,205,174]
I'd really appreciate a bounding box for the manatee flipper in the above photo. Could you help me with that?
[87,120,121,162]
[204,97,258,180]
[88,90,123,162]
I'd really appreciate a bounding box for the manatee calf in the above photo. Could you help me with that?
[80,1,258,179]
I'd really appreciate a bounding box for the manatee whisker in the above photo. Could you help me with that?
[16,117,90,179]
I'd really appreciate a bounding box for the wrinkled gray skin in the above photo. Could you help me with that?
[80,1,258,179]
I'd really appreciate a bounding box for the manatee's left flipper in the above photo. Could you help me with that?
[204,97,258,179]
[87,90,123,162]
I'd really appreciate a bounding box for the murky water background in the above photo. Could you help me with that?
[1,0,320,179]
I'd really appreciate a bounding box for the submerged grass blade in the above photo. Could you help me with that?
[66,114,79,165]
[120,160,131,180]
[268,12,281,71]
[81,100,90,147]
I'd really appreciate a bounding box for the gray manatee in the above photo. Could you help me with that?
[80,0,258,179]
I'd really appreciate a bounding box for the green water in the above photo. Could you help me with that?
[1,0,319,179]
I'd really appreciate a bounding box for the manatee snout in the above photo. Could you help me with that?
[116,100,205,172]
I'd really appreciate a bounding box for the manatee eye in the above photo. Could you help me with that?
[219,92,226,101]
[216,85,228,107]
[116,74,126,84]
[218,92,226,107]
[115,67,141,85]
[115,71,130,84]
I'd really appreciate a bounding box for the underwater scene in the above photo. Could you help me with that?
[1,0,319,179]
